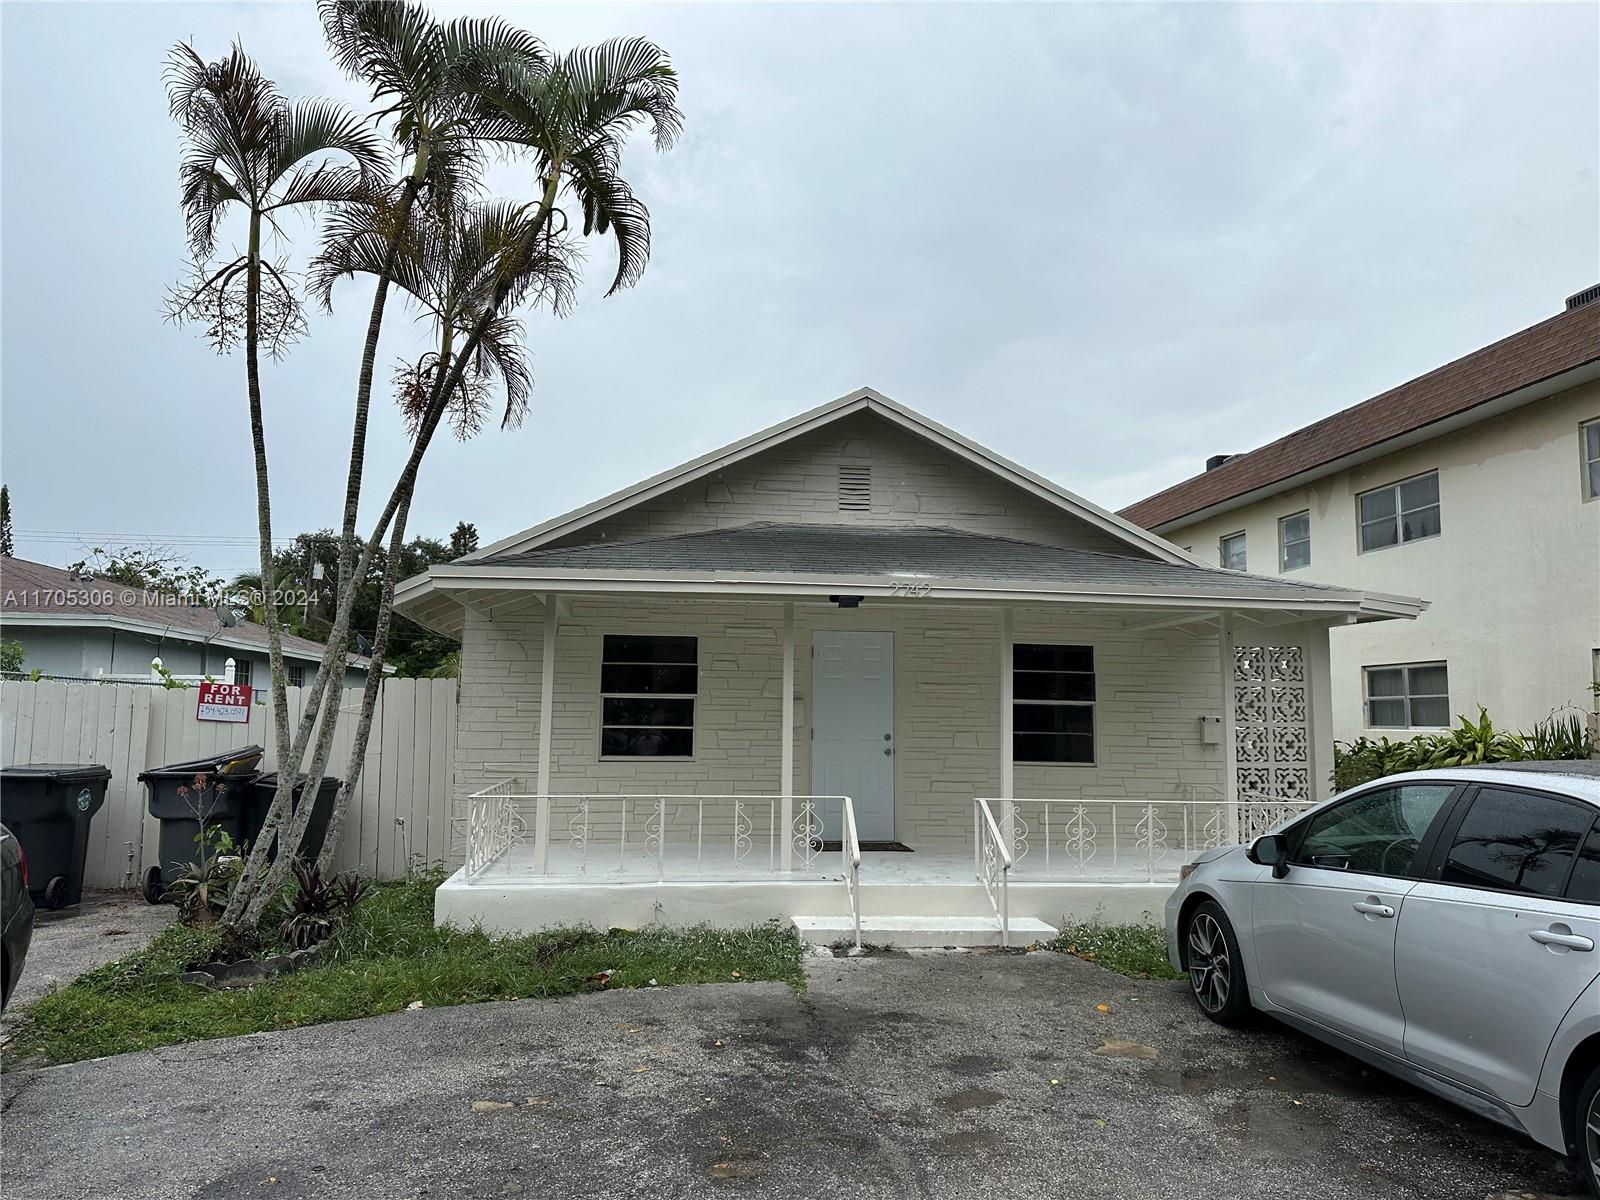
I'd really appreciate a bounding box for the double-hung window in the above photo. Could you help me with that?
[1582,418,1600,501]
[1219,531,1247,571]
[600,635,697,758]
[1013,644,1095,764]
[233,659,253,687]
[1278,511,1310,571]
[1358,470,1440,551]
[1363,662,1449,729]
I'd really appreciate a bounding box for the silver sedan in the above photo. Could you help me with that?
[1166,763,1600,1195]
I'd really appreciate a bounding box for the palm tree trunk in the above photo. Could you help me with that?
[315,480,413,877]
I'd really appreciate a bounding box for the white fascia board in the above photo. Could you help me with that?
[1148,361,1600,535]
[0,611,371,669]
[461,387,1205,570]
[408,564,1370,614]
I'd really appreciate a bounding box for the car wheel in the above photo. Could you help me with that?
[1577,1064,1600,1197]
[1183,900,1252,1027]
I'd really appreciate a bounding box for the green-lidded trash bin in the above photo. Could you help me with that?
[249,772,341,866]
[0,764,111,909]
[138,745,263,904]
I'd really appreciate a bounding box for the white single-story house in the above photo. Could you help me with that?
[397,389,1426,946]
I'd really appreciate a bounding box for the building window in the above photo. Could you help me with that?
[287,664,305,688]
[233,659,252,686]
[1219,531,1246,571]
[1583,418,1600,501]
[1358,470,1440,552]
[1013,644,1094,764]
[1364,662,1449,729]
[1278,511,1310,571]
[600,635,697,758]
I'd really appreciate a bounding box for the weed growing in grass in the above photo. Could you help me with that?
[1052,921,1182,980]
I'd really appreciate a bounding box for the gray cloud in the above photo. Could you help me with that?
[3,1,1595,580]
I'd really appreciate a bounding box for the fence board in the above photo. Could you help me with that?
[1,678,458,888]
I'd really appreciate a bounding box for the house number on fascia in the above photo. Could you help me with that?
[889,582,934,596]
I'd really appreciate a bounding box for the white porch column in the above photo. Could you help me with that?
[999,607,1014,848]
[1218,611,1239,843]
[534,594,557,873]
[780,602,796,871]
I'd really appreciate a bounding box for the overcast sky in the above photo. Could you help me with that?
[2,1,1596,581]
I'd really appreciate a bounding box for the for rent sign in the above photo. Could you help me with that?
[196,681,253,724]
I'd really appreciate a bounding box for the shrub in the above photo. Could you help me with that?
[1333,705,1595,790]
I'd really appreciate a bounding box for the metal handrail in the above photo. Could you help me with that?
[841,796,862,950]
[973,798,1012,948]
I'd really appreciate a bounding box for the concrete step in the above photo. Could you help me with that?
[791,915,1059,948]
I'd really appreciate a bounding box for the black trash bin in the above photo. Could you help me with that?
[138,745,263,904]
[0,764,111,909]
[248,772,341,866]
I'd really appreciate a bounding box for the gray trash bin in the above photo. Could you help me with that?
[138,745,263,904]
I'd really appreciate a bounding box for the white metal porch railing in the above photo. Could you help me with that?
[841,796,862,951]
[973,797,1013,948]
[977,788,1316,884]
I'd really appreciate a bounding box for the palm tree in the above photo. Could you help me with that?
[165,42,387,782]
[316,0,547,596]
[239,202,575,910]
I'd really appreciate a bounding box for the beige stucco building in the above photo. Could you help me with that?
[1123,290,1600,745]
[397,390,1420,944]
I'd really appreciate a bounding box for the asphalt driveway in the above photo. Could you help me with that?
[1,949,1583,1200]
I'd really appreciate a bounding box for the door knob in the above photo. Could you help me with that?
[883,747,893,756]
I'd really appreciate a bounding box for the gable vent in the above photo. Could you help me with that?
[837,464,872,511]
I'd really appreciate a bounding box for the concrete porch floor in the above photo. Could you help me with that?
[437,845,1176,939]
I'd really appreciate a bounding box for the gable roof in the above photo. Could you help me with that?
[479,521,1362,603]
[1120,299,1600,531]
[0,556,375,670]
[467,387,1206,568]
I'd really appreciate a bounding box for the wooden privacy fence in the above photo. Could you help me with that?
[0,678,459,889]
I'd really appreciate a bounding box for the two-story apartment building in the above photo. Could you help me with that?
[1122,288,1600,744]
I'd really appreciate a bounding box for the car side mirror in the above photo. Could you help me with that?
[1248,834,1291,879]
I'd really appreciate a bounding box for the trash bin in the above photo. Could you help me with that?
[0,764,111,909]
[248,772,341,866]
[138,745,263,904]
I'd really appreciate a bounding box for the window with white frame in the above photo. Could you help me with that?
[600,635,697,758]
[1364,662,1449,729]
[1279,511,1310,571]
[287,663,305,688]
[1583,418,1600,501]
[1219,531,1247,571]
[233,659,253,686]
[1358,470,1440,552]
[1013,644,1095,764]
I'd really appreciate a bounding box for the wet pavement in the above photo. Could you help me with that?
[1,947,1584,1199]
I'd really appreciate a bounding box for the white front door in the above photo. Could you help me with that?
[811,631,895,842]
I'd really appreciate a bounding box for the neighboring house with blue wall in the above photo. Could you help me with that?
[0,556,377,690]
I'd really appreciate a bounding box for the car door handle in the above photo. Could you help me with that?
[1529,929,1595,952]
[1352,900,1396,918]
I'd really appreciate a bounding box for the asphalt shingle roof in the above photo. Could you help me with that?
[0,556,370,666]
[1119,300,1600,530]
[480,523,1356,601]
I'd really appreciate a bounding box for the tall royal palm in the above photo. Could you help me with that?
[166,43,386,775]
[241,201,575,918]
[316,0,545,604]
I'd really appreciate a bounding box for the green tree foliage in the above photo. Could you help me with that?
[0,484,14,557]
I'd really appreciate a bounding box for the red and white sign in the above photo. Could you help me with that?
[196,681,253,724]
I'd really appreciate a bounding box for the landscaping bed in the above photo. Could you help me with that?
[7,871,806,1066]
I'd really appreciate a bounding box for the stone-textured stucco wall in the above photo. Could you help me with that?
[453,595,1227,849]
[1159,383,1600,741]
[546,412,1140,556]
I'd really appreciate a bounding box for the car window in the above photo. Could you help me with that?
[1292,784,1455,877]
[1439,787,1595,899]
[1561,818,1600,904]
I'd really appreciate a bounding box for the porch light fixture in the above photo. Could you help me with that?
[829,595,863,609]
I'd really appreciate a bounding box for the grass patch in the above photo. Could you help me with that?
[9,872,805,1067]
[1052,921,1182,980]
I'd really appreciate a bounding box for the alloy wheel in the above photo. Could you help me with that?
[1187,913,1231,1013]
[1586,1086,1600,1188]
